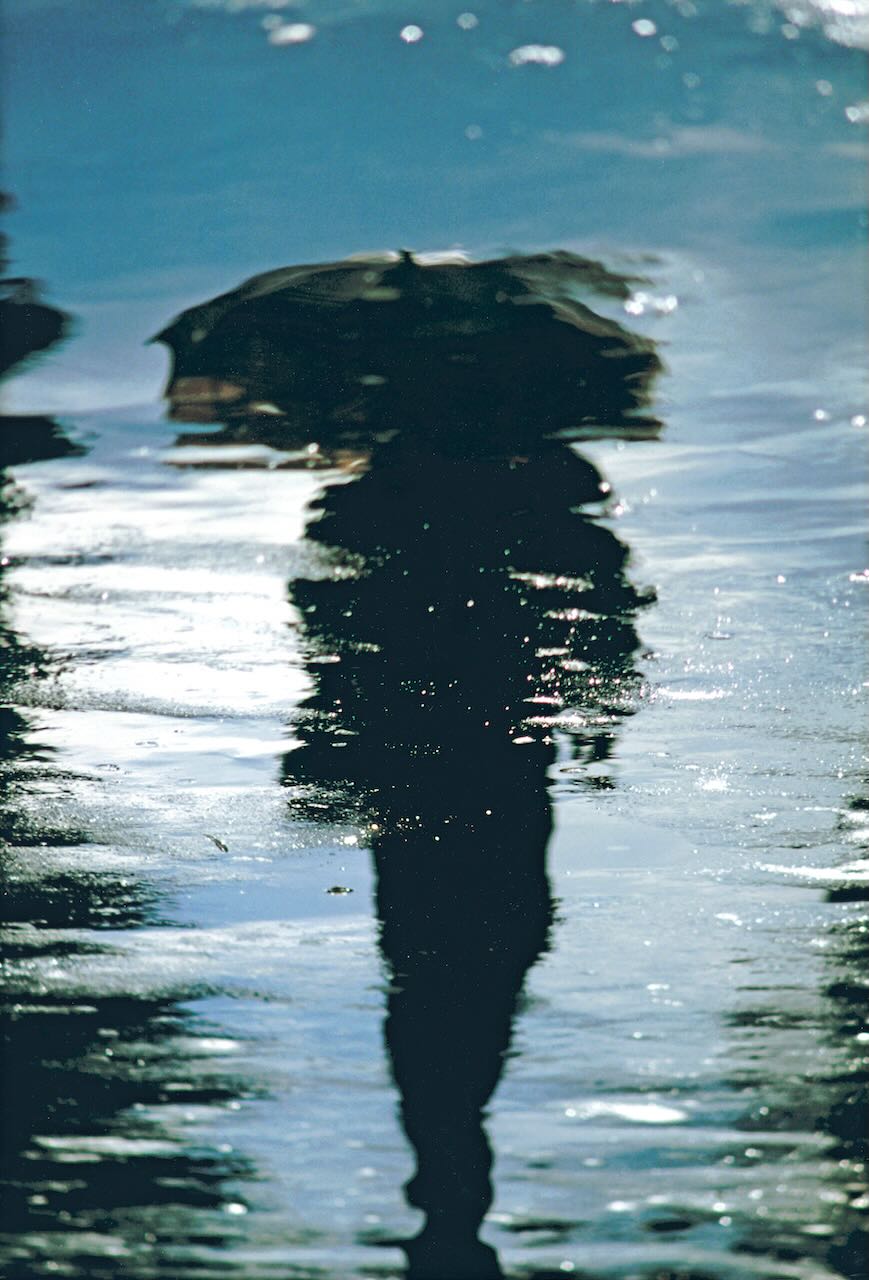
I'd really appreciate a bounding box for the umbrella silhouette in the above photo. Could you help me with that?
[153,250,661,455]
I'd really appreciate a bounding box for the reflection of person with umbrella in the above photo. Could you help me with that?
[156,250,661,1278]
[153,249,660,457]
[285,447,652,1279]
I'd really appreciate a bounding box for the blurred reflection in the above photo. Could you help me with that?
[0,204,82,844]
[0,485,251,1275]
[1,480,257,1278]
[0,995,253,1279]
[0,192,68,381]
[818,902,869,1280]
[0,193,79,469]
[0,484,86,850]
[170,245,665,1277]
[0,237,255,1279]
[821,811,869,1280]
[282,445,651,1277]
[812,793,867,1275]
[719,788,869,1279]
[0,414,82,468]
[155,249,661,457]
[160,247,657,1274]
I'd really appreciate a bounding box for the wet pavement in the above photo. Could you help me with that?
[1,2,868,1277]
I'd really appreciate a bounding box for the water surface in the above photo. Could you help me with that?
[1,2,867,1277]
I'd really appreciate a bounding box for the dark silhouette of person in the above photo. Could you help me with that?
[283,444,652,1278]
[160,248,661,1276]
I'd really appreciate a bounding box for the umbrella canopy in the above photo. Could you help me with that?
[152,250,661,453]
